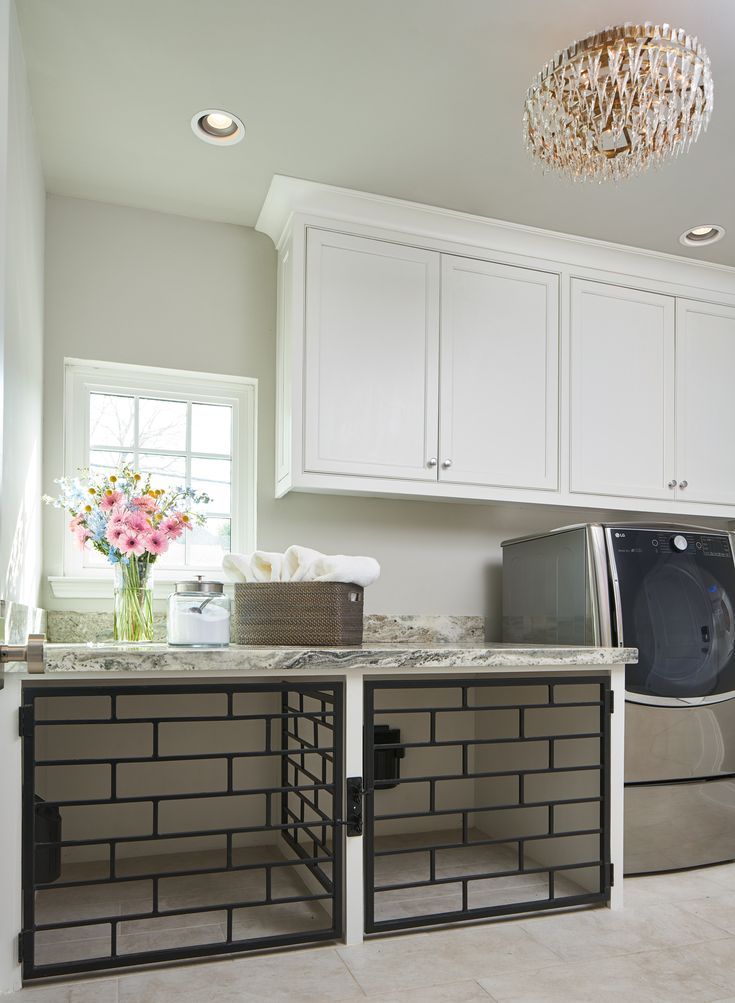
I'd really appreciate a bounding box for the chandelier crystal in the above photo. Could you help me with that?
[523,23,713,182]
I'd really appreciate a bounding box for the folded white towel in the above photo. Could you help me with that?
[282,545,322,582]
[222,546,381,587]
[311,554,381,588]
[251,551,284,582]
[222,553,253,582]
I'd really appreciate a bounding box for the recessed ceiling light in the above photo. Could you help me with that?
[191,109,245,146]
[679,224,725,247]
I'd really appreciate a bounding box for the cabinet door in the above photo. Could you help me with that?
[304,228,440,480]
[569,280,675,500]
[676,300,735,505]
[439,255,559,490]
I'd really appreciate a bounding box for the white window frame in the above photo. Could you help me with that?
[48,358,257,599]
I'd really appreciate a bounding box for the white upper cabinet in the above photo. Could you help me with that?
[439,255,559,490]
[676,300,735,506]
[569,280,676,501]
[262,177,735,517]
[304,228,440,480]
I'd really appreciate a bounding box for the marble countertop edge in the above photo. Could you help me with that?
[5,642,638,675]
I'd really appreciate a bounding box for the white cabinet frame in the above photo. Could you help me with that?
[0,661,626,993]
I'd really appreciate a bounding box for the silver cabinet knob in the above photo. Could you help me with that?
[427,457,437,468]
[679,480,688,489]
[442,459,453,469]
[668,479,677,489]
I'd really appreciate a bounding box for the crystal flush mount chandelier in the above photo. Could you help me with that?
[523,23,713,182]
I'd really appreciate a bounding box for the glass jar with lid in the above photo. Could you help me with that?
[167,577,231,647]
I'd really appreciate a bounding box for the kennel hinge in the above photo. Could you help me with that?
[18,705,33,739]
[605,688,615,715]
[18,930,31,964]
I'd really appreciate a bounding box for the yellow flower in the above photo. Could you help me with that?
[88,488,96,495]
[105,489,113,497]
[134,474,141,482]
[84,504,92,513]
[109,475,117,483]
[181,514,190,523]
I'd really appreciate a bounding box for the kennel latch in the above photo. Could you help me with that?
[345,776,364,836]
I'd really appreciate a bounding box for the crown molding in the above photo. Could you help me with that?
[255,174,735,299]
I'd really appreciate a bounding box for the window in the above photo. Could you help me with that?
[52,359,256,596]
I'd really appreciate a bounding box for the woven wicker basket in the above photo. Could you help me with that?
[233,582,364,645]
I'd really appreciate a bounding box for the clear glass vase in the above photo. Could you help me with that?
[113,560,154,642]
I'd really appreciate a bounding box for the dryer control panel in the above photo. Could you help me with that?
[609,528,732,559]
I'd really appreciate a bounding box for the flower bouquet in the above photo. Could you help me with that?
[45,468,210,642]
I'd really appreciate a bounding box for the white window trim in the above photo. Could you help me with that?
[48,358,257,599]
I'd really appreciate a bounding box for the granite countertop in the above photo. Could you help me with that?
[8,641,638,675]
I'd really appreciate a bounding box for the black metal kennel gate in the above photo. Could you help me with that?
[363,675,613,933]
[20,681,343,981]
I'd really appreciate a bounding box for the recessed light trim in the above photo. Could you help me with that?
[191,109,245,146]
[679,224,725,247]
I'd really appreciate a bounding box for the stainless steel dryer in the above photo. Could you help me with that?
[502,523,735,874]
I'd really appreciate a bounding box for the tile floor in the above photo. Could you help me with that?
[8,860,735,1002]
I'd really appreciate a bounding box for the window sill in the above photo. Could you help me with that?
[48,576,231,601]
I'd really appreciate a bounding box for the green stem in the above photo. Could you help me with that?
[113,558,154,642]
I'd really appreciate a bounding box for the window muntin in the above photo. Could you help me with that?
[62,360,256,580]
[87,392,232,570]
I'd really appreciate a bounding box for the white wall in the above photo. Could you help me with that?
[42,195,730,632]
[0,6,44,992]
[0,0,45,607]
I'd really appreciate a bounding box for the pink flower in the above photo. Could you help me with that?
[126,511,150,533]
[106,523,127,547]
[108,505,129,528]
[74,526,91,549]
[176,512,193,532]
[132,495,157,513]
[160,516,183,540]
[118,531,145,557]
[69,514,84,531]
[99,491,123,512]
[144,529,169,555]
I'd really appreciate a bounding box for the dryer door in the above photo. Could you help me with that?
[608,528,735,703]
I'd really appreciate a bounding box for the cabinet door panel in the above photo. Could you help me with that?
[439,255,559,489]
[676,300,735,505]
[304,229,440,480]
[569,280,675,500]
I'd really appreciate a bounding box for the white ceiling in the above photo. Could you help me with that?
[16,0,735,264]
